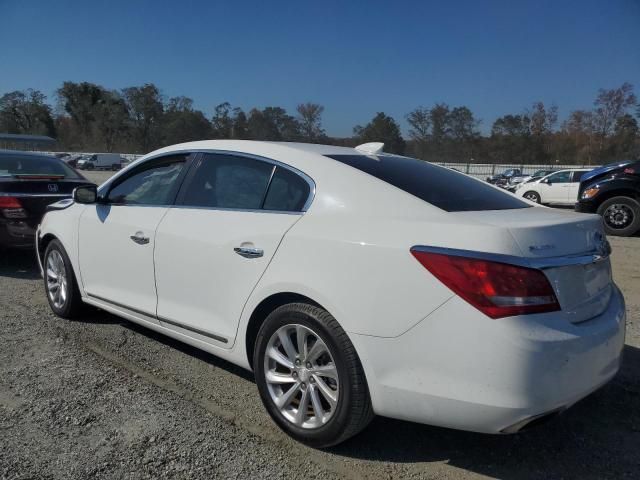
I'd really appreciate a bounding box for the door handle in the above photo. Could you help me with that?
[234,246,264,258]
[130,231,150,245]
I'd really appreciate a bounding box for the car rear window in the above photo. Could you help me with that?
[326,154,530,212]
[0,154,81,178]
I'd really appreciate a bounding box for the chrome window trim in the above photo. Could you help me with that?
[411,245,611,270]
[169,204,303,216]
[100,149,316,213]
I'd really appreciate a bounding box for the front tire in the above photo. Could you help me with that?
[597,196,640,237]
[44,239,85,318]
[253,303,373,448]
[523,191,541,204]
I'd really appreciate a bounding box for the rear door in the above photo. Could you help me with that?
[154,152,313,346]
[78,154,190,317]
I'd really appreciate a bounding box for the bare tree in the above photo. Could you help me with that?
[593,82,637,152]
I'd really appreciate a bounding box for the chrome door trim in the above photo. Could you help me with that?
[86,292,156,318]
[158,316,229,344]
[410,245,611,270]
[85,292,229,344]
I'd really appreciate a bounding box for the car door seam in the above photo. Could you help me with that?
[231,213,307,347]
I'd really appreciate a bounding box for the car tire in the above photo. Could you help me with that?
[43,239,85,319]
[523,191,541,204]
[112,164,119,171]
[253,303,373,448]
[597,196,640,237]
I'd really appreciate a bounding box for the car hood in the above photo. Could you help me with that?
[580,160,635,184]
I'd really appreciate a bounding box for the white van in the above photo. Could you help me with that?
[77,153,123,171]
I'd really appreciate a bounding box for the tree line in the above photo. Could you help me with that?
[1,81,638,165]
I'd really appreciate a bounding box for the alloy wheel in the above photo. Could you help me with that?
[46,250,67,309]
[263,324,339,429]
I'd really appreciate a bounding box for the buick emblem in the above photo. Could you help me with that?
[48,184,59,192]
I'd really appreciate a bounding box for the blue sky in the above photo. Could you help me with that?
[1,0,638,136]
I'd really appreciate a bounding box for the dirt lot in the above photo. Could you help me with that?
[0,173,638,479]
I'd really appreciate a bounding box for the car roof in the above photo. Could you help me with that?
[0,149,59,160]
[148,140,362,158]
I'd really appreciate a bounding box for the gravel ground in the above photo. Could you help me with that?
[1,176,639,478]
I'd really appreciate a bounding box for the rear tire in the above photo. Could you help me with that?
[597,196,640,237]
[43,240,85,319]
[523,191,541,204]
[253,303,373,448]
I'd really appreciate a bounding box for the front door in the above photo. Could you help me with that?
[78,154,189,317]
[154,152,312,346]
[541,171,572,204]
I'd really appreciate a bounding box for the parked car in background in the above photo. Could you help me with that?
[505,169,556,193]
[516,169,591,205]
[0,150,94,248]
[62,154,85,169]
[77,153,124,171]
[486,168,521,187]
[576,160,640,236]
[37,140,624,447]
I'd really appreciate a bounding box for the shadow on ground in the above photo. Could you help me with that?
[0,248,41,280]
[115,312,640,479]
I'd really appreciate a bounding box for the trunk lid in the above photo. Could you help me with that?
[0,177,94,217]
[451,207,612,324]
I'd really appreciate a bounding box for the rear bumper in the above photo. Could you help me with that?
[0,216,38,248]
[350,285,626,433]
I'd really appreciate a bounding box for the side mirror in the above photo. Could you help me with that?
[73,185,98,204]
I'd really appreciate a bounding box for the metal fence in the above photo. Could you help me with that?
[432,162,600,180]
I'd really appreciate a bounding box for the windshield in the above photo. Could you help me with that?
[326,154,531,212]
[0,154,81,178]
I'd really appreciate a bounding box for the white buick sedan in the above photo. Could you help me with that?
[36,140,625,447]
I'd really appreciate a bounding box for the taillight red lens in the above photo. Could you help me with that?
[0,196,23,208]
[411,249,560,319]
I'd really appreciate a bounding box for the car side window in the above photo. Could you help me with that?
[547,171,571,183]
[572,171,588,182]
[263,167,311,212]
[106,155,187,205]
[180,154,274,209]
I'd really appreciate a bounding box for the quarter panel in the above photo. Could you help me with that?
[249,211,523,338]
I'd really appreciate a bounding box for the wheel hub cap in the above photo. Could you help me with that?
[604,204,633,228]
[264,324,339,429]
[46,250,67,309]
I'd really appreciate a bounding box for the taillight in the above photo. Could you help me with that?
[410,249,560,319]
[0,196,27,218]
[0,196,23,208]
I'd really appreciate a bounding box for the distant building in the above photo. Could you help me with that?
[0,133,57,151]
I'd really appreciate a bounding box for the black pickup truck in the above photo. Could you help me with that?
[576,160,640,236]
